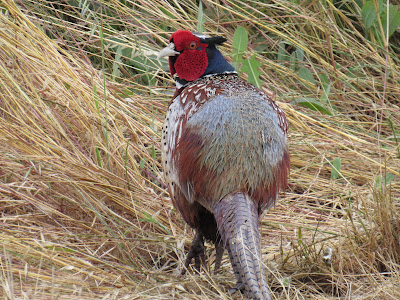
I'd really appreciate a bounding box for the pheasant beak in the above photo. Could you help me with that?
[158,42,180,59]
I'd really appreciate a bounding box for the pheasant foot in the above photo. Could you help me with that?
[181,231,206,275]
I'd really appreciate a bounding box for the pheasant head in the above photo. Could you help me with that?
[158,30,235,84]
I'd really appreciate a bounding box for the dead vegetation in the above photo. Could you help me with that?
[1,0,399,299]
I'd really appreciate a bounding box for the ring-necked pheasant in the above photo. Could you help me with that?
[158,30,289,300]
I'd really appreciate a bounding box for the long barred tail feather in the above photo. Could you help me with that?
[214,192,271,300]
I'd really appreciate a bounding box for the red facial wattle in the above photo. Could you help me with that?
[168,30,209,81]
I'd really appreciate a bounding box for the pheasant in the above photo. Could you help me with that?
[158,30,289,300]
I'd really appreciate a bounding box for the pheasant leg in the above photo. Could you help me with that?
[181,231,206,275]
[214,240,224,274]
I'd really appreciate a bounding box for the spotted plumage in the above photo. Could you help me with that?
[158,30,289,300]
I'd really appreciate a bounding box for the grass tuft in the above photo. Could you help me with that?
[1,0,399,298]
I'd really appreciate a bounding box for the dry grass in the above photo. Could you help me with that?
[1,0,399,299]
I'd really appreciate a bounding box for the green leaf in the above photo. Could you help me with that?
[330,157,341,180]
[282,277,291,287]
[232,26,248,64]
[196,1,205,33]
[277,42,289,61]
[233,26,248,52]
[354,0,363,8]
[346,66,358,78]
[297,66,315,85]
[295,47,305,62]
[375,173,395,189]
[318,73,329,88]
[298,227,302,241]
[141,211,171,235]
[45,246,76,253]
[387,117,400,158]
[321,82,332,102]
[129,54,159,73]
[382,4,400,38]
[241,55,262,88]
[362,0,378,30]
[105,37,134,59]
[139,158,145,169]
[385,173,394,185]
[151,143,156,159]
[377,1,385,15]
[158,6,176,20]
[112,46,122,80]
[293,97,332,115]
[95,147,102,167]
[289,53,297,71]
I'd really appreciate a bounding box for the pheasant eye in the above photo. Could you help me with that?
[188,41,197,50]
